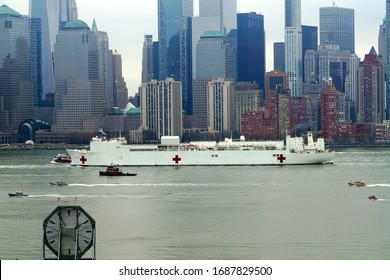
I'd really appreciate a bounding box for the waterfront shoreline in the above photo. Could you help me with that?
[0,143,87,150]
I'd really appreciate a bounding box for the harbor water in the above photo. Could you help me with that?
[0,148,389,260]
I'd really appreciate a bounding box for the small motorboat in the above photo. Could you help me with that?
[348,180,366,187]
[8,191,28,197]
[53,153,72,163]
[368,195,378,200]
[99,165,137,176]
[50,181,67,186]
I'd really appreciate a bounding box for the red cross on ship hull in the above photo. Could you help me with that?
[80,156,87,165]
[277,154,286,164]
[172,155,182,164]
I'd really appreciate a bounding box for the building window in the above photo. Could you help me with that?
[5,21,12,28]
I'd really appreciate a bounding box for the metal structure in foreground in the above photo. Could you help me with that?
[43,206,96,260]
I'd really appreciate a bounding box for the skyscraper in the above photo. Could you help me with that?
[142,35,154,83]
[285,0,303,96]
[198,0,237,34]
[237,12,266,94]
[91,19,114,115]
[52,20,104,134]
[112,50,129,109]
[273,42,285,72]
[196,31,233,80]
[207,79,234,134]
[30,0,78,104]
[320,83,345,141]
[192,0,237,78]
[193,31,233,130]
[357,48,385,124]
[302,25,318,81]
[0,5,34,136]
[140,78,183,140]
[158,0,193,114]
[378,19,387,65]
[386,0,390,119]
[319,5,355,53]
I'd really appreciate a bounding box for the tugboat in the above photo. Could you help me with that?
[53,154,72,163]
[8,191,29,197]
[348,180,366,187]
[99,165,137,176]
[368,195,378,200]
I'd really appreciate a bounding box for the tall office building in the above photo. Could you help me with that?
[302,25,318,81]
[285,0,303,96]
[59,0,78,28]
[193,31,233,130]
[112,51,129,109]
[192,0,237,78]
[91,19,113,114]
[285,0,301,27]
[153,41,160,81]
[237,12,266,93]
[198,0,237,34]
[319,5,355,53]
[386,0,390,119]
[357,48,385,124]
[29,0,78,104]
[158,0,193,115]
[273,42,285,72]
[51,20,104,134]
[196,31,233,80]
[140,78,183,140]
[142,35,154,83]
[378,19,387,66]
[320,83,345,141]
[207,79,234,134]
[0,5,34,137]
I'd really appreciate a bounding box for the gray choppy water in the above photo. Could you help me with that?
[0,148,389,260]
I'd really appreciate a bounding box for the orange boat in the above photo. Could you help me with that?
[348,180,366,187]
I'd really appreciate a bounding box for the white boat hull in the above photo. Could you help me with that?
[67,147,335,167]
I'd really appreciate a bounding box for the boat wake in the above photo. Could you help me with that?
[68,182,238,188]
[366,184,390,188]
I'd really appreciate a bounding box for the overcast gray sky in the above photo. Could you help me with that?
[1,0,385,95]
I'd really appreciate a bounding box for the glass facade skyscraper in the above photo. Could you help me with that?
[158,0,193,114]
[192,0,237,79]
[237,12,265,94]
[199,0,237,35]
[319,6,355,53]
[0,5,34,135]
[29,0,78,104]
[285,0,301,27]
[196,31,233,80]
[302,25,318,82]
[386,0,390,119]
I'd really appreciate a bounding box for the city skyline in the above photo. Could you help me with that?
[1,0,384,95]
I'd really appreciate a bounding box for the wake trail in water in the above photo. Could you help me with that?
[366,184,390,188]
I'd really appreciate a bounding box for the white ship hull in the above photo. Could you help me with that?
[67,134,335,167]
[67,148,335,167]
